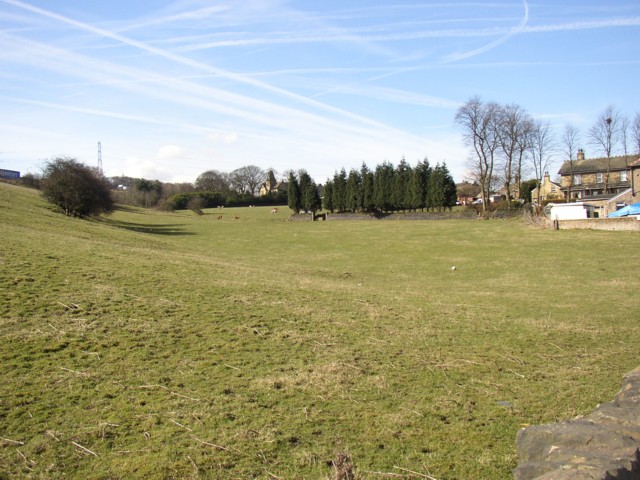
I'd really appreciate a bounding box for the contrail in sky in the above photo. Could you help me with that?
[442,0,529,63]
[0,0,419,137]
[312,0,529,99]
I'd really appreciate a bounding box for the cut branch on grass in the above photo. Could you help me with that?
[187,455,198,473]
[169,419,193,431]
[82,350,101,360]
[1,437,24,445]
[16,448,35,470]
[400,407,424,417]
[507,368,525,378]
[189,434,230,451]
[60,367,89,377]
[497,353,525,365]
[362,472,405,478]
[72,441,98,457]
[393,466,439,479]
[171,391,200,402]
[99,423,120,440]
[47,322,61,332]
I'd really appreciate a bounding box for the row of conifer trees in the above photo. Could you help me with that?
[288,159,457,214]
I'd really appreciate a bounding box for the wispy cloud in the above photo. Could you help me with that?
[0,96,216,134]
[0,0,420,134]
[2,0,638,182]
[522,16,640,33]
[116,4,234,33]
[442,0,529,63]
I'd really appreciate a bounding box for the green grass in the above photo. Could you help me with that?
[1,182,639,479]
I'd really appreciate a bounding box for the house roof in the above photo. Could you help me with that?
[557,155,638,175]
[456,182,481,196]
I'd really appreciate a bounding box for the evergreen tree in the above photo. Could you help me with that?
[360,163,375,212]
[345,169,362,212]
[322,180,334,212]
[409,159,431,211]
[426,163,445,211]
[287,171,302,213]
[426,163,457,211]
[332,168,347,212]
[393,157,412,211]
[373,162,395,212]
[440,162,458,210]
[299,170,321,213]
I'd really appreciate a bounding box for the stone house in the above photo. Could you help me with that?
[556,149,640,217]
[455,181,480,205]
[632,157,640,202]
[530,172,564,204]
[557,149,635,200]
[497,183,520,201]
[259,170,288,196]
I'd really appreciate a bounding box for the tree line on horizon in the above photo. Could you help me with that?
[287,159,457,214]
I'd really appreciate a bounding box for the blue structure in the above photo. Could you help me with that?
[0,169,20,180]
[608,202,640,218]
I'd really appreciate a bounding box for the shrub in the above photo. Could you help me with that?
[155,198,176,212]
[42,157,114,217]
[168,192,226,210]
[187,197,205,215]
[494,200,523,211]
[20,173,42,190]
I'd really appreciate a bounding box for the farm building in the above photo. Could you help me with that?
[0,169,20,180]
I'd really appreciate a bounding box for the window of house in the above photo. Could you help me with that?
[573,174,582,185]
[621,171,628,182]
[596,172,603,183]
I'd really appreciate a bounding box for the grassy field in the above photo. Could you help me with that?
[1,182,639,480]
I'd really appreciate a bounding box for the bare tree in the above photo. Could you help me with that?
[455,96,500,211]
[496,103,533,204]
[621,115,630,158]
[633,112,640,154]
[514,115,534,200]
[588,105,622,194]
[230,165,265,195]
[560,124,581,200]
[195,169,230,192]
[281,169,298,182]
[529,120,556,210]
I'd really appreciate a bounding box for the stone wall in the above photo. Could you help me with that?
[558,218,640,231]
[514,368,640,479]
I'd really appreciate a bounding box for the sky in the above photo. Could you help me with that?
[0,0,639,184]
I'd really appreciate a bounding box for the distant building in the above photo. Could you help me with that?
[557,149,635,200]
[632,157,640,203]
[556,149,639,216]
[455,181,480,205]
[259,170,288,196]
[0,169,20,180]
[531,172,564,204]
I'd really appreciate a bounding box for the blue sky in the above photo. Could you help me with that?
[1,0,639,184]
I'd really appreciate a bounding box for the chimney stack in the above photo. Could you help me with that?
[577,149,585,161]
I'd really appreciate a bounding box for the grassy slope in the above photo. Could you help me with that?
[1,182,639,479]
